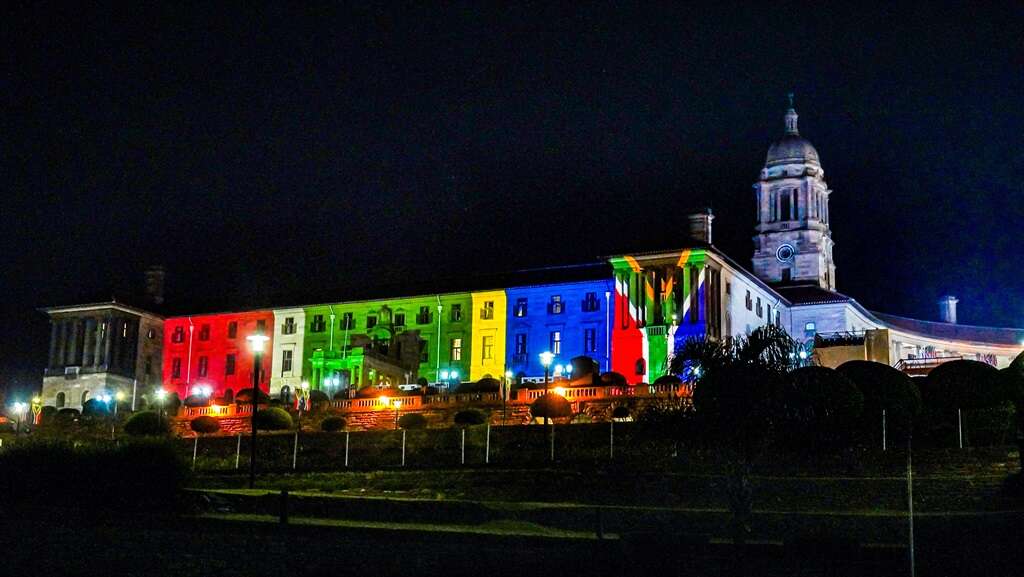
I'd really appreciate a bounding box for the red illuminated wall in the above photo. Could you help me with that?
[162,310,274,400]
[611,287,644,381]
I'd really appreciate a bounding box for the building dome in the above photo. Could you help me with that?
[765,102,820,168]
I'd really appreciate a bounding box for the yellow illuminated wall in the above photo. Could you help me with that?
[470,289,507,380]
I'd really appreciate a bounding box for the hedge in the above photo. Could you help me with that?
[254,407,293,430]
[124,411,170,437]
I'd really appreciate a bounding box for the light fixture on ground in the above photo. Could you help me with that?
[246,331,270,489]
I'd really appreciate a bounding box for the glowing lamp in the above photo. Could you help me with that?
[504,370,514,379]
[799,350,808,360]
[392,399,402,409]
[301,381,310,391]
[553,386,566,397]
[379,395,390,407]
[115,391,125,401]
[32,396,41,404]
[539,351,554,368]
[156,389,167,401]
[246,333,270,353]
[440,370,449,380]
[13,402,26,413]
[450,370,459,380]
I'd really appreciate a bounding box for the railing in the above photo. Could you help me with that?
[895,356,962,374]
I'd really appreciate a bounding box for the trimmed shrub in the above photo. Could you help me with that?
[837,360,921,446]
[38,406,58,425]
[190,416,221,435]
[530,393,573,420]
[183,395,212,408]
[234,388,271,404]
[777,366,863,450]
[254,407,293,430]
[123,411,170,437]
[81,398,109,417]
[398,413,428,430]
[924,360,1002,410]
[453,409,487,426]
[332,390,349,400]
[320,416,346,432]
[600,372,628,388]
[611,405,631,420]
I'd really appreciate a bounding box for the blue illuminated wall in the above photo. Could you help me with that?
[505,279,615,378]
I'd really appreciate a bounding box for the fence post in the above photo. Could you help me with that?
[485,424,491,464]
[401,429,407,467]
[344,431,350,468]
[235,433,241,470]
[550,423,555,462]
[882,409,887,451]
[292,431,299,470]
[461,428,466,465]
[610,420,614,460]
[192,436,199,470]
[958,408,963,449]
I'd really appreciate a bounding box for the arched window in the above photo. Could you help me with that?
[634,358,646,376]
[56,392,66,408]
[280,385,292,404]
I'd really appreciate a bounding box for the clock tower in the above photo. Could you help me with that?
[752,97,836,290]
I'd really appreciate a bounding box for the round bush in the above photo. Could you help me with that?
[190,415,221,435]
[530,393,573,420]
[924,360,1002,410]
[183,395,211,408]
[81,398,109,417]
[453,409,487,426]
[253,407,293,430]
[309,390,330,405]
[600,372,628,388]
[124,411,170,437]
[398,413,428,430]
[611,405,631,420]
[38,406,58,424]
[320,416,346,432]
[235,388,271,404]
[778,366,863,449]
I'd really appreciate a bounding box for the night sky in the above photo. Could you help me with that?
[3,3,1023,394]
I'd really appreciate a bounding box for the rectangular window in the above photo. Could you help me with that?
[689,267,700,324]
[549,295,563,314]
[394,313,405,326]
[366,315,377,329]
[198,356,208,377]
[172,326,185,343]
[419,339,429,363]
[450,337,463,361]
[282,317,296,335]
[805,321,816,332]
[450,304,462,322]
[745,290,753,311]
[514,333,527,355]
[227,321,237,339]
[311,314,325,333]
[481,301,494,320]
[584,328,597,353]
[172,358,182,379]
[550,331,562,355]
[199,324,211,341]
[482,335,494,360]
[756,297,763,318]
[514,298,528,317]
[582,292,600,312]
[281,349,293,374]
[225,354,236,376]
[417,306,432,325]
[256,319,266,333]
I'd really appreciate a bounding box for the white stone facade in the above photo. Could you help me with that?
[269,307,305,397]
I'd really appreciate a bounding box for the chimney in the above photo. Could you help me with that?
[145,265,166,305]
[687,209,714,244]
[938,295,958,324]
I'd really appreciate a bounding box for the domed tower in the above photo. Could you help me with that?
[752,96,836,290]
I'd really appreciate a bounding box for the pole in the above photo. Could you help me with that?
[192,436,199,470]
[550,421,555,462]
[131,379,137,412]
[882,409,887,452]
[461,428,466,465]
[344,431,350,468]
[485,424,491,464]
[610,419,615,460]
[907,431,916,577]
[957,408,963,449]
[401,429,406,467]
[292,432,299,470]
[235,433,241,470]
[249,350,261,489]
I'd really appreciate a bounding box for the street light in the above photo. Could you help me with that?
[539,351,554,427]
[392,398,402,430]
[503,369,514,425]
[246,332,270,489]
[12,402,27,435]
[155,388,167,428]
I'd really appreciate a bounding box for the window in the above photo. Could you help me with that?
[198,356,209,377]
[635,358,646,376]
[225,354,236,376]
[172,327,185,343]
[805,321,816,333]
[416,307,432,325]
[782,268,792,283]
[419,339,429,363]
[584,328,597,353]
[549,295,563,314]
[481,301,494,320]
[281,350,293,374]
[745,290,753,311]
[514,333,527,355]
[394,313,405,326]
[366,315,377,329]
[311,314,326,333]
[55,392,66,408]
[450,304,462,322]
[282,317,296,335]
[726,282,731,295]
[172,357,182,378]
[780,190,791,220]
[482,335,494,360]
[199,324,211,341]
[227,321,238,339]
[147,328,156,340]
[514,298,528,317]
[582,292,600,312]
[256,319,266,333]
[450,338,463,361]
[550,331,562,355]
[756,297,763,318]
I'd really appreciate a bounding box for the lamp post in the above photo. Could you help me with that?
[539,351,554,427]
[12,402,27,435]
[503,369,513,425]
[246,332,270,489]
[392,399,402,430]
[155,388,167,429]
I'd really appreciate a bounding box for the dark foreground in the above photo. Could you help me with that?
[2,511,1021,577]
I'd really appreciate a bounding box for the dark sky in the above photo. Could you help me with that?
[3,2,1023,393]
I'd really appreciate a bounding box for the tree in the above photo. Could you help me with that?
[398,413,427,430]
[923,360,1007,446]
[530,394,572,421]
[670,324,797,545]
[190,416,220,435]
[777,366,863,451]
[837,360,921,447]
[1000,356,1024,470]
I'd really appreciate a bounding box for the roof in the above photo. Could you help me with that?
[774,284,853,305]
[872,312,1024,347]
[40,300,165,319]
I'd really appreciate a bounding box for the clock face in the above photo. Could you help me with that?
[776,244,796,263]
